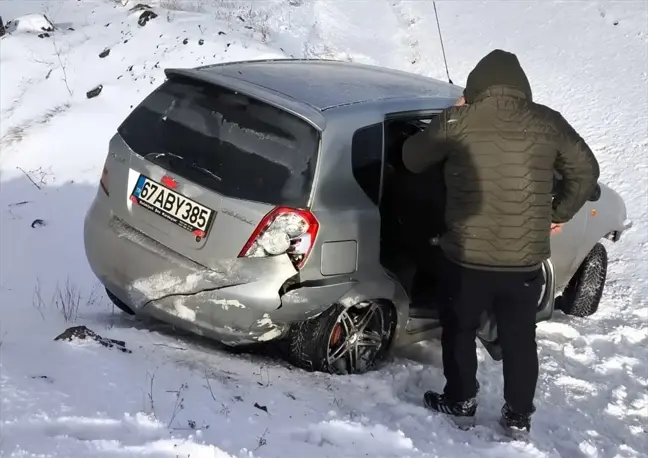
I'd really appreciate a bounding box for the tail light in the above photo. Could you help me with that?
[100,163,109,195]
[238,207,319,269]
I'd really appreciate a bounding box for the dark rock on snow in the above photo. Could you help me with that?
[31,219,45,228]
[0,16,5,37]
[99,48,110,58]
[38,33,50,39]
[54,325,132,353]
[86,85,103,99]
[138,10,158,27]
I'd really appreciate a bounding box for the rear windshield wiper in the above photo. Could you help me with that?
[145,152,184,161]
[144,152,221,183]
[190,163,222,182]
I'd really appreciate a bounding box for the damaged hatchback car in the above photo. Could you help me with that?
[84,59,630,374]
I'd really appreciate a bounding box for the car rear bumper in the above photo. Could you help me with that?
[84,191,354,344]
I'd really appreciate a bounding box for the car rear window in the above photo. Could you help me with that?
[117,76,320,208]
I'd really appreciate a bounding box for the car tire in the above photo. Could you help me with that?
[105,288,135,315]
[557,242,607,317]
[288,301,396,375]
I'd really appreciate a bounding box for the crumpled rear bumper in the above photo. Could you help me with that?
[84,194,354,344]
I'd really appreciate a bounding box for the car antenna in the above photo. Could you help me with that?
[433,1,453,85]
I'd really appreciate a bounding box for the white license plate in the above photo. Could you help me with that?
[130,174,214,237]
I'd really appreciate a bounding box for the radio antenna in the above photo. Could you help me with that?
[433,1,453,84]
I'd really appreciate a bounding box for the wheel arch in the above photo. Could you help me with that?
[335,271,410,354]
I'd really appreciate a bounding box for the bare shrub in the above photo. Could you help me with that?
[144,370,159,420]
[159,0,206,13]
[52,279,82,323]
[31,278,103,323]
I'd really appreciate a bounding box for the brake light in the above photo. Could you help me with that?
[238,207,319,269]
[100,164,109,195]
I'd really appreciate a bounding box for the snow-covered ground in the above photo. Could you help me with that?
[1,0,647,457]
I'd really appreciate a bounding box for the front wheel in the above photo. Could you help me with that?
[288,301,396,374]
[556,242,608,317]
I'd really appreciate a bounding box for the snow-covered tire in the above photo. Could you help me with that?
[288,301,396,375]
[105,288,135,315]
[557,242,607,317]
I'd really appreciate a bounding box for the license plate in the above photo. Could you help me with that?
[130,174,214,237]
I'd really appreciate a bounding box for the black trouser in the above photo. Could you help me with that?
[438,255,544,415]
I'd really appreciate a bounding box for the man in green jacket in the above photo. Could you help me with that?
[402,49,600,434]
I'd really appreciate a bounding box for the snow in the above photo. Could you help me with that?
[1,0,647,457]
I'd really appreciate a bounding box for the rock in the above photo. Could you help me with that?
[0,16,5,37]
[138,10,157,27]
[198,38,204,45]
[218,31,226,35]
[182,38,188,45]
[67,27,75,31]
[38,33,50,39]
[31,219,45,228]
[54,325,132,353]
[99,48,110,58]
[86,85,103,99]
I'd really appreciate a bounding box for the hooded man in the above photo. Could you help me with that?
[402,49,600,434]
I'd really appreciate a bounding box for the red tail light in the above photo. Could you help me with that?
[100,164,109,195]
[238,207,319,269]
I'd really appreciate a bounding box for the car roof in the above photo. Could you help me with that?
[165,59,461,128]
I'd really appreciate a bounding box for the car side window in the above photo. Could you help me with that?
[351,123,383,205]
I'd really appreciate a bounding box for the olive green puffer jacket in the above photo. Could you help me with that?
[402,50,600,271]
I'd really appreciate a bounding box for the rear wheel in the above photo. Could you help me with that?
[556,242,608,317]
[288,301,396,374]
[105,288,135,315]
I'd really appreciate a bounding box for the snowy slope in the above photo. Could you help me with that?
[1,1,647,457]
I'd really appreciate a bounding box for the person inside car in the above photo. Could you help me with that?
[401,49,600,434]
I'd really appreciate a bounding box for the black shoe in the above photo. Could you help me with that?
[424,391,477,429]
[499,403,534,438]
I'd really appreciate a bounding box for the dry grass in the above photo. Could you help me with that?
[33,278,102,323]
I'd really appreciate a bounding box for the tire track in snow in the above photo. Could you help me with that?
[388,0,454,81]
[308,0,417,70]
[388,0,424,73]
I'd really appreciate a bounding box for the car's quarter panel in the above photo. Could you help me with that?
[300,111,385,282]
[571,183,628,271]
[549,204,588,292]
[304,107,415,346]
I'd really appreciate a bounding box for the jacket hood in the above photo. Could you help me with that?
[463,49,532,103]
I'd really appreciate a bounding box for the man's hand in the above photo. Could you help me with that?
[550,223,563,235]
[454,95,466,107]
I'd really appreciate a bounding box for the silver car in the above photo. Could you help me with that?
[84,59,629,375]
